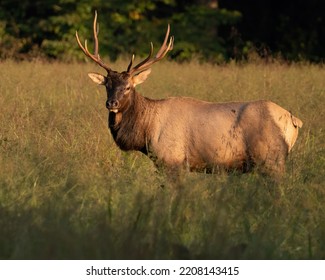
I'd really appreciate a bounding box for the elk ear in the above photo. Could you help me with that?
[88,72,107,85]
[132,69,152,87]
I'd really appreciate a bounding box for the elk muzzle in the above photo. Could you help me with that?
[106,99,120,113]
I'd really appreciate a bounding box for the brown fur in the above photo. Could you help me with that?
[88,70,303,177]
[77,14,303,177]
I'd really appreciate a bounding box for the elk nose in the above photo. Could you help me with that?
[106,100,120,109]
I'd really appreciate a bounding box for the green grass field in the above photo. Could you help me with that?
[0,60,324,259]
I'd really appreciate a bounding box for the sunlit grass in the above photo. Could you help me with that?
[0,60,324,259]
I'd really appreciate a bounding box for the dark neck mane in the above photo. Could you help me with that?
[108,91,156,154]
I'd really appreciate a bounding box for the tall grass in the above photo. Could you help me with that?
[0,60,324,259]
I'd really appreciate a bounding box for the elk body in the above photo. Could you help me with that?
[76,12,303,177]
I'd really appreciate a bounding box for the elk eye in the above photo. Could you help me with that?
[126,86,131,91]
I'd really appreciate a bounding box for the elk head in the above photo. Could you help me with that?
[76,11,173,114]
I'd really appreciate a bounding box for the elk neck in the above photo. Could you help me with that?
[108,90,157,154]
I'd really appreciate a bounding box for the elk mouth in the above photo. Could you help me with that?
[108,108,119,113]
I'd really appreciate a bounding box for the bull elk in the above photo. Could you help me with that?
[76,12,303,177]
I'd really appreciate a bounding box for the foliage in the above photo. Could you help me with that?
[219,0,325,62]
[0,0,241,62]
[171,6,241,62]
[0,60,324,259]
[2,0,324,62]
[0,0,90,59]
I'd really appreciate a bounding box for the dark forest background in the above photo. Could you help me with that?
[0,0,324,62]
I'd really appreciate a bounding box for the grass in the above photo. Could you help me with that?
[0,59,324,259]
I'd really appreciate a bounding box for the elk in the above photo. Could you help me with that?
[76,12,303,177]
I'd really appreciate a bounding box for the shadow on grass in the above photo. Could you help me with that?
[1,170,324,260]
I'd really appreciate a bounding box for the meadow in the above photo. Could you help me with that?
[0,59,324,259]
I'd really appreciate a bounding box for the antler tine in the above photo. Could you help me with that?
[155,24,171,58]
[127,54,135,73]
[128,24,173,75]
[75,11,111,73]
[93,11,99,56]
[128,42,154,73]
[157,35,174,59]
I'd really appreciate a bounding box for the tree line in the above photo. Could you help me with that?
[0,0,324,62]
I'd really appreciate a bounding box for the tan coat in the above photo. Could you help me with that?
[108,90,303,175]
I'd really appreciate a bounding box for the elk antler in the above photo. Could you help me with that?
[76,11,111,73]
[127,24,174,76]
